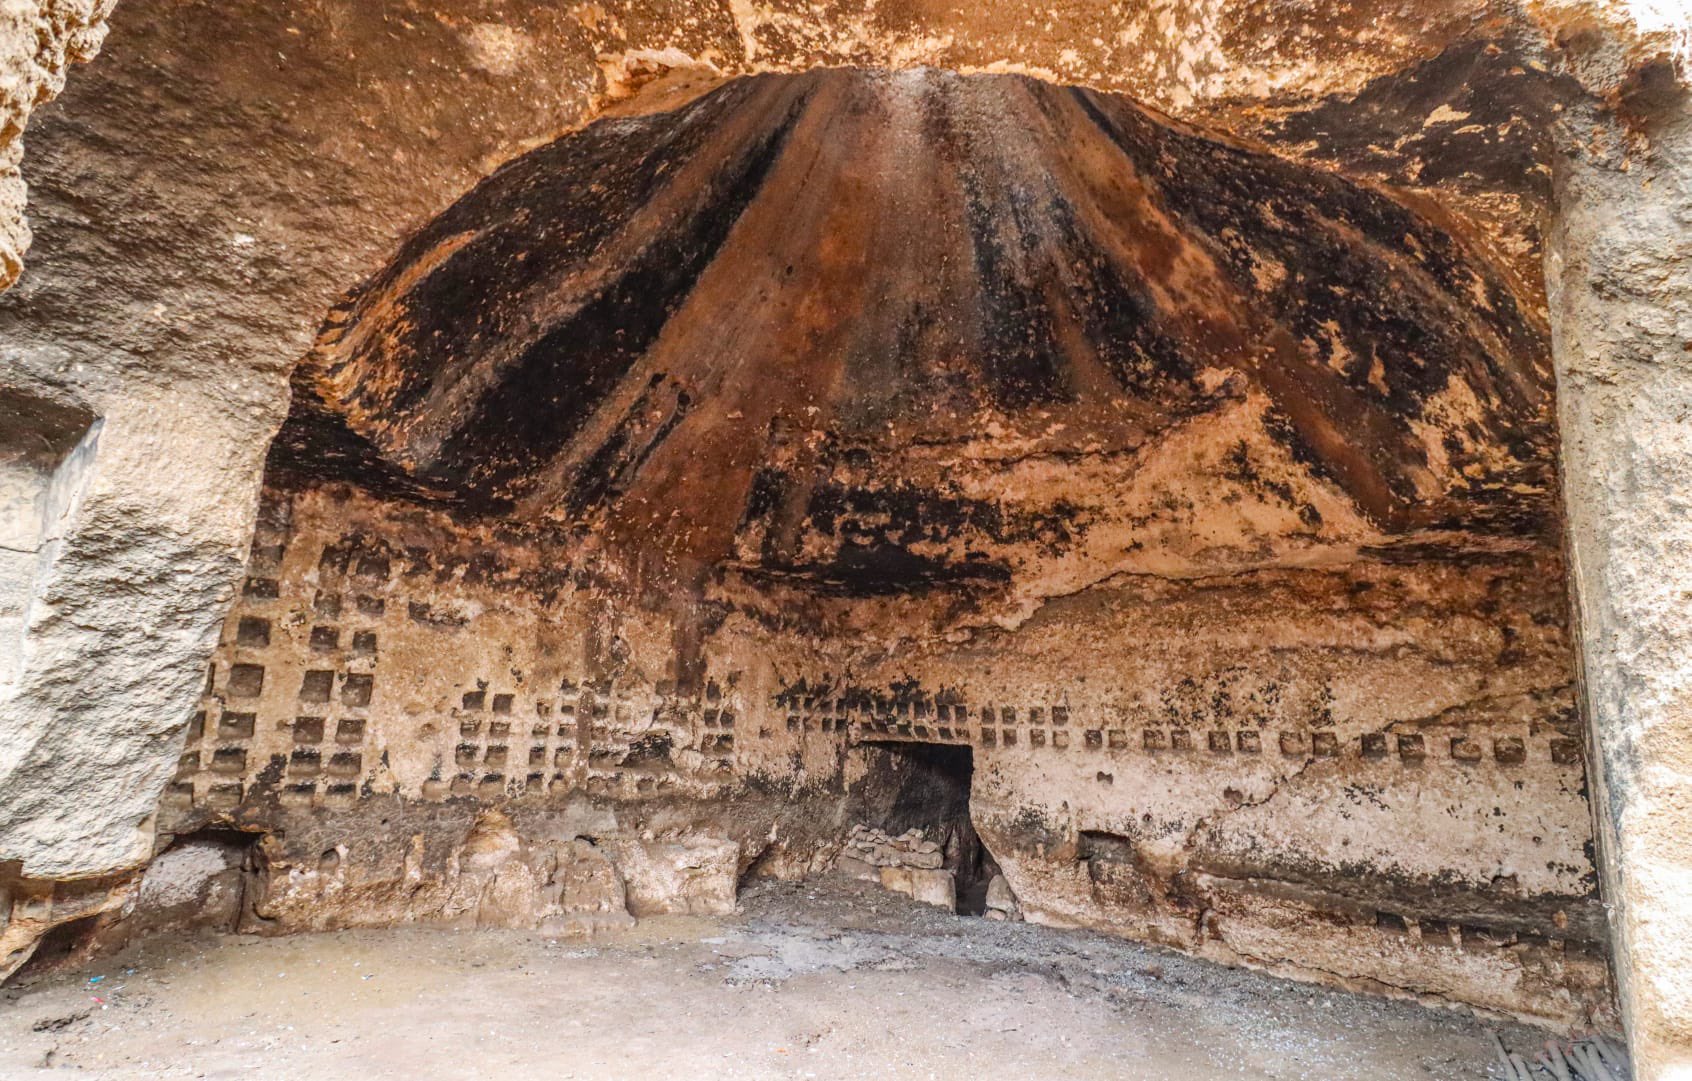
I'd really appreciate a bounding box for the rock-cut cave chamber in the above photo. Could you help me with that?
[151,65,1609,1017]
[4,10,1692,1076]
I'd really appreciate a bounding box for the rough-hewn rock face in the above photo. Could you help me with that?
[0,0,111,289]
[0,0,613,974]
[2,0,1690,1073]
[280,69,1558,547]
[1548,72,1692,1079]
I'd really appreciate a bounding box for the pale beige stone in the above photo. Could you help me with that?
[610,838,739,917]
[880,867,957,913]
[1549,89,1692,1081]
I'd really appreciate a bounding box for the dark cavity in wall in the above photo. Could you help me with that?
[12,914,103,978]
[851,741,999,915]
[12,826,261,981]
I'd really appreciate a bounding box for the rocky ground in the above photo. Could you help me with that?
[0,876,1572,1079]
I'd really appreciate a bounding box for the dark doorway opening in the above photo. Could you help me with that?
[850,741,999,915]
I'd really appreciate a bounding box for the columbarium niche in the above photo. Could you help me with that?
[157,67,1602,1027]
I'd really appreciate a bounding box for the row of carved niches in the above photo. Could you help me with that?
[775,688,1577,765]
[170,617,1581,811]
[167,491,1582,813]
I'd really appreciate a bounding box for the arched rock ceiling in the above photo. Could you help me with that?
[271,67,1559,601]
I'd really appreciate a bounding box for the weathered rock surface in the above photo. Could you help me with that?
[1548,76,1692,1080]
[985,874,1020,921]
[879,866,957,912]
[2,0,1691,1075]
[608,837,739,917]
[0,0,111,288]
[131,835,247,931]
[543,840,637,937]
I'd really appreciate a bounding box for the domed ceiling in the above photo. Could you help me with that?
[269,67,1556,599]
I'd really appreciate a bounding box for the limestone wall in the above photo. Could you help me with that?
[1548,69,1692,1080]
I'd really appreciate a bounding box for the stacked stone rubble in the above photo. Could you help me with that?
[837,825,955,912]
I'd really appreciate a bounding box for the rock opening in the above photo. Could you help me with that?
[846,741,999,915]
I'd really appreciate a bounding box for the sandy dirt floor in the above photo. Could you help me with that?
[0,878,1571,1079]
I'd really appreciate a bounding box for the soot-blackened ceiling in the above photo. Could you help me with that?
[270,67,1558,594]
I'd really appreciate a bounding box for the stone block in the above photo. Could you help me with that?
[836,854,880,882]
[880,866,956,912]
[610,837,738,917]
[985,874,1020,920]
